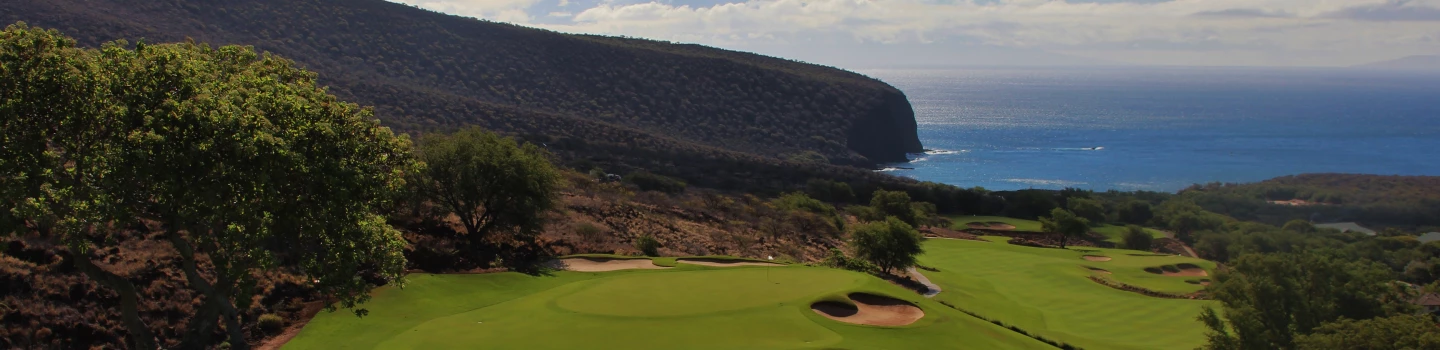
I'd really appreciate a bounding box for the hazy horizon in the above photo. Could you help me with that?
[385,0,1440,70]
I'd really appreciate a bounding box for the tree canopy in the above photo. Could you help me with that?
[417,126,560,259]
[869,190,918,227]
[1039,208,1089,249]
[1,23,416,349]
[848,217,924,274]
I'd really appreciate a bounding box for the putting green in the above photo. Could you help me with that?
[918,237,1217,350]
[285,262,1051,349]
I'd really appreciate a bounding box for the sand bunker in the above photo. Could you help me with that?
[677,258,782,267]
[965,222,1017,230]
[1081,255,1112,262]
[1086,267,1112,275]
[811,293,924,327]
[1145,264,1208,277]
[551,257,670,272]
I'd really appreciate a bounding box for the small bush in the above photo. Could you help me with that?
[845,205,884,223]
[625,171,687,194]
[1121,225,1154,251]
[574,222,603,241]
[257,313,285,333]
[635,234,660,257]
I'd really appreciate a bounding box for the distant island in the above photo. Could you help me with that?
[1353,55,1440,71]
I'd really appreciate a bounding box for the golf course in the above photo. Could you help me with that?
[920,237,1215,350]
[950,215,1169,243]
[284,238,1215,349]
[284,256,1052,349]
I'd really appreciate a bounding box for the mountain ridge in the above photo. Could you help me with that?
[0,0,923,176]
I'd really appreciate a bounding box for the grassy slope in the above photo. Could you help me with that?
[948,215,1168,243]
[918,237,1217,350]
[286,262,1049,349]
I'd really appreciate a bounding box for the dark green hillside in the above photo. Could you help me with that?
[1178,174,1440,229]
[1,0,922,173]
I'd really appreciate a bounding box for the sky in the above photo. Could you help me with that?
[386,0,1440,68]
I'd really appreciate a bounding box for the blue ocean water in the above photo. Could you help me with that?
[860,67,1440,192]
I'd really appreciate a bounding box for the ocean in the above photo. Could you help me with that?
[860,67,1440,192]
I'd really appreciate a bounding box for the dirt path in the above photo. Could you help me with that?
[1162,231,1200,258]
[906,267,942,298]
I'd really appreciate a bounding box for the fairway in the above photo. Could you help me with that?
[918,237,1217,350]
[948,215,1169,244]
[285,262,1051,349]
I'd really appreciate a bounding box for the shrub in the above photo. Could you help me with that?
[625,171,687,194]
[257,314,285,333]
[574,222,604,241]
[772,192,836,216]
[1121,225,1154,251]
[845,205,885,223]
[635,234,660,257]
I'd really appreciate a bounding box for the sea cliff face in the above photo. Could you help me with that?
[847,90,924,163]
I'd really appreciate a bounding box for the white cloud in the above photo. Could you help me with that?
[386,0,1440,66]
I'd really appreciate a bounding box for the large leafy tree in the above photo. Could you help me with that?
[1199,253,1410,350]
[869,190,918,226]
[848,217,924,275]
[2,23,416,349]
[416,127,559,259]
[1067,197,1106,223]
[1294,315,1440,350]
[1040,208,1089,249]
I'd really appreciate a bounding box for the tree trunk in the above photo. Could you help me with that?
[165,229,251,350]
[70,249,158,350]
[1059,233,1067,249]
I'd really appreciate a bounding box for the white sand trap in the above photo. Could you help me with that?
[1081,255,1112,262]
[677,258,782,267]
[811,293,924,327]
[552,258,669,272]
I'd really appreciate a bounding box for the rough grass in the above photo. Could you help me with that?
[1089,225,1168,244]
[948,216,1044,232]
[284,259,1050,349]
[917,237,1218,350]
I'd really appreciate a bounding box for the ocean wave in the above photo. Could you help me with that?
[925,149,969,155]
[1054,146,1104,151]
[875,167,905,172]
[911,157,929,163]
[1002,178,1087,187]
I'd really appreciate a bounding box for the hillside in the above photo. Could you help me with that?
[0,0,923,191]
[1353,55,1440,71]
[1179,173,1440,229]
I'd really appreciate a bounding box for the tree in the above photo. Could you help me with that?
[1281,219,1316,234]
[1067,197,1106,223]
[417,126,560,255]
[1294,315,1440,350]
[911,201,939,227]
[848,217,924,275]
[2,24,416,349]
[870,190,918,226]
[1040,208,1089,249]
[1199,253,1408,350]
[1117,200,1154,225]
[1120,225,1155,251]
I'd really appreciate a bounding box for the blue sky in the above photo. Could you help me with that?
[388,0,1440,68]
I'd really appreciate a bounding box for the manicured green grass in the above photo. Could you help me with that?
[948,215,1044,232]
[286,259,1050,349]
[918,237,1218,350]
[1090,224,1169,244]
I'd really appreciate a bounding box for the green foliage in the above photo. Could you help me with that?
[846,205,885,223]
[1200,253,1409,350]
[771,192,836,217]
[869,190,918,226]
[848,217,924,274]
[574,222,604,241]
[821,247,877,274]
[911,202,938,227]
[257,314,285,333]
[635,234,660,257]
[1067,197,1106,223]
[785,151,829,164]
[805,179,855,203]
[1116,200,1155,225]
[1293,315,1440,350]
[418,126,559,247]
[1280,219,1316,234]
[1,23,416,348]
[1120,225,1154,251]
[624,171,687,194]
[1039,209,1089,248]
